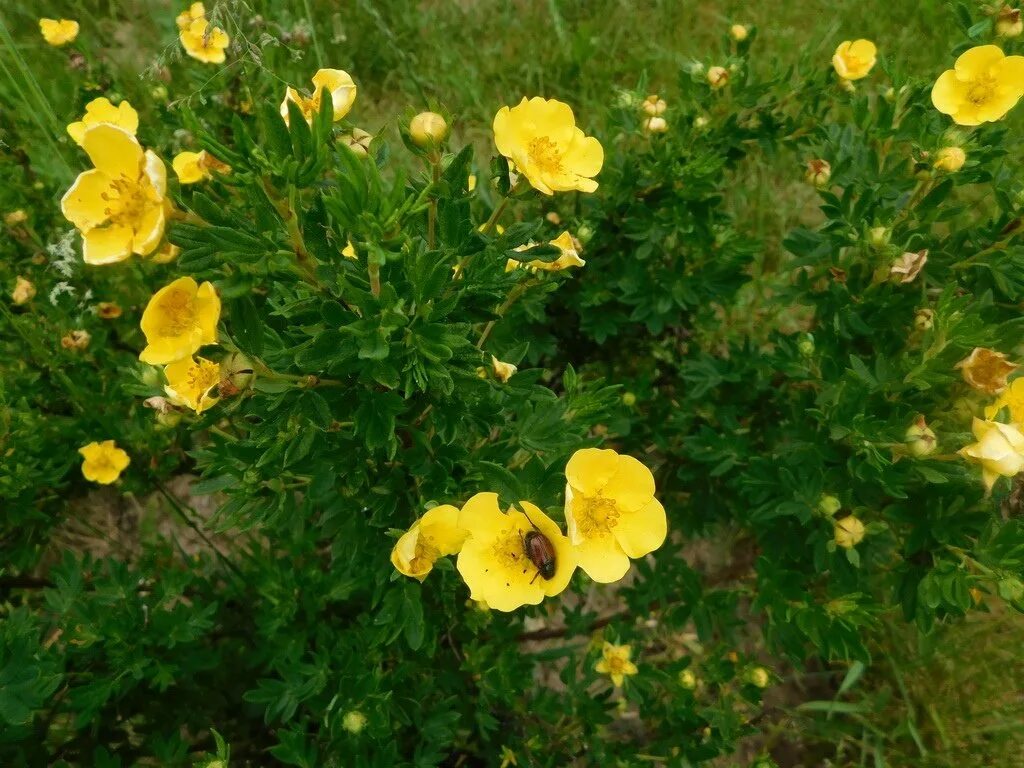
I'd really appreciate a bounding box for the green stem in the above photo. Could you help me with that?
[475,280,533,349]
[427,154,441,250]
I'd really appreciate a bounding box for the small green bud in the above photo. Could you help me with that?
[797,333,815,357]
[342,709,368,734]
[150,85,169,102]
[746,666,771,688]
[622,392,637,407]
[914,308,934,332]
[817,495,841,517]
[678,669,698,690]
[868,226,890,249]
[904,416,936,457]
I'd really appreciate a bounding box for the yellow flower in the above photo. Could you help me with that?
[492,97,603,195]
[164,355,221,414]
[510,232,586,273]
[933,146,966,172]
[343,240,358,259]
[391,505,468,581]
[281,69,357,125]
[455,493,576,612]
[491,356,517,383]
[730,24,749,42]
[832,39,877,81]
[180,18,229,64]
[79,440,130,484]
[67,97,138,147]
[956,347,1018,395]
[932,45,1024,126]
[139,276,220,364]
[959,417,1024,491]
[833,515,866,548]
[12,276,35,305]
[707,66,730,89]
[985,377,1024,424]
[564,448,666,583]
[176,2,206,30]
[595,642,638,687]
[40,18,79,46]
[60,125,168,265]
[172,150,229,184]
[409,111,449,149]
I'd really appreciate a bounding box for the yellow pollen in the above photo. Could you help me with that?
[409,535,441,573]
[527,137,563,174]
[573,496,620,538]
[967,77,997,105]
[188,361,220,392]
[157,290,197,335]
[605,656,629,674]
[490,527,526,571]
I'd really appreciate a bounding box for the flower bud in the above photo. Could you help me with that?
[868,226,890,249]
[342,128,373,158]
[97,302,122,319]
[707,66,730,89]
[220,351,254,393]
[838,78,857,93]
[997,7,1023,38]
[678,669,698,690]
[883,86,897,103]
[150,84,169,103]
[545,211,562,226]
[4,209,27,227]
[60,329,91,351]
[834,515,866,549]
[342,710,368,734]
[642,94,667,116]
[730,24,749,41]
[746,666,770,688]
[805,159,831,188]
[934,146,966,172]
[797,333,815,357]
[11,276,35,305]
[491,356,517,383]
[905,416,937,457]
[817,494,842,517]
[914,308,935,332]
[409,111,449,150]
[693,115,710,130]
[642,116,668,134]
[622,392,637,407]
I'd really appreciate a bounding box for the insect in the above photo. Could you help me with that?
[519,510,557,584]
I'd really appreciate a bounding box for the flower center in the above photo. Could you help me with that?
[604,655,629,674]
[966,76,998,106]
[572,495,620,538]
[528,137,563,175]
[409,536,441,573]
[188,361,221,393]
[490,527,527,572]
[156,290,197,336]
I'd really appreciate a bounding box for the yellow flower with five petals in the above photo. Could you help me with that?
[595,641,638,687]
[60,124,169,265]
[40,19,79,46]
[67,98,138,147]
[959,417,1024,492]
[139,277,220,365]
[564,448,666,583]
[391,505,468,581]
[79,440,130,484]
[281,69,357,125]
[492,97,603,195]
[932,45,1024,126]
[832,39,877,81]
[456,493,576,612]
[164,356,221,414]
[180,18,229,64]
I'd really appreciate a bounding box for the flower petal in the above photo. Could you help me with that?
[82,124,143,180]
[931,70,962,116]
[61,169,114,231]
[420,504,468,556]
[571,536,631,583]
[83,224,134,265]
[601,454,656,512]
[955,45,1004,78]
[613,497,667,559]
[565,448,620,494]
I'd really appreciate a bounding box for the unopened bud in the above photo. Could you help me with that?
[838,78,857,93]
[707,66,730,89]
[730,24,749,42]
[904,416,937,457]
[797,333,815,357]
[342,710,368,734]
[868,226,890,249]
[933,146,966,172]
[150,84,168,102]
[834,515,866,549]
[97,302,122,319]
[997,8,1023,38]
[156,410,182,429]
[642,95,667,116]
[818,494,842,517]
[805,159,831,188]
[693,115,710,130]
[220,351,254,392]
[746,666,770,688]
[11,276,35,305]
[545,211,562,226]
[409,111,449,150]
[4,209,27,226]
[61,329,91,351]
[678,669,698,690]
[914,308,935,332]
[342,128,373,158]
[622,392,637,407]
[642,116,668,134]
[883,86,896,103]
